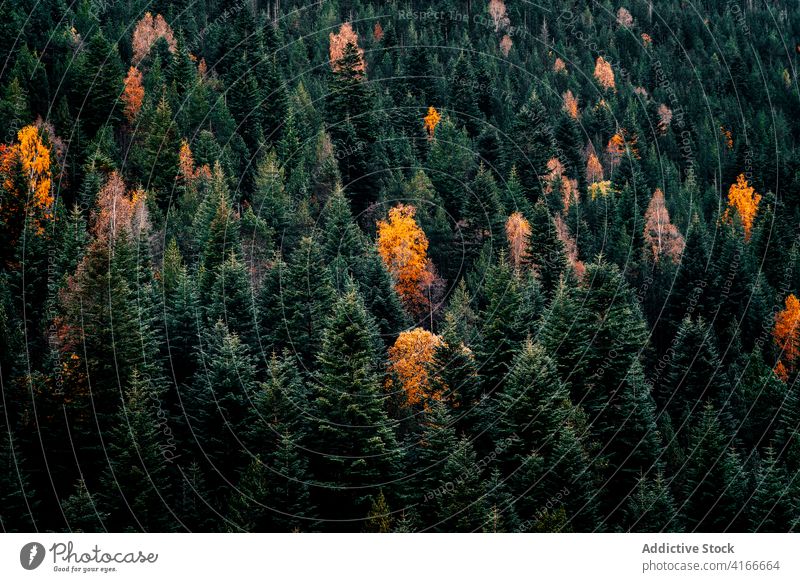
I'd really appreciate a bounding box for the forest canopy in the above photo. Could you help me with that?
[1,0,800,533]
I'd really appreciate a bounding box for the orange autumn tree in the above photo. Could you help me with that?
[724,174,761,240]
[423,106,441,139]
[134,13,176,58]
[488,0,509,31]
[563,89,579,119]
[329,22,365,73]
[554,214,585,279]
[594,56,616,91]
[122,67,144,122]
[377,204,435,315]
[586,149,604,183]
[505,212,531,269]
[500,34,512,57]
[657,104,672,134]
[643,188,684,264]
[386,328,443,406]
[132,12,176,65]
[606,132,626,173]
[774,294,800,380]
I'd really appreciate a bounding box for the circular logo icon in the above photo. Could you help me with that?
[20,542,46,570]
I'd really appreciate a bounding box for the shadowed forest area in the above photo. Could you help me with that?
[1,0,800,532]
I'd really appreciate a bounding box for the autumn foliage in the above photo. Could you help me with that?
[616,7,634,27]
[122,67,145,122]
[505,212,531,269]
[563,90,579,119]
[377,204,435,315]
[606,133,625,172]
[488,0,510,31]
[423,106,441,139]
[594,56,616,91]
[386,328,443,405]
[329,22,365,73]
[586,150,604,183]
[657,104,672,134]
[724,174,761,240]
[500,34,512,56]
[554,214,585,279]
[132,12,176,65]
[643,188,684,264]
[0,125,54,236]
[774,294,800,380]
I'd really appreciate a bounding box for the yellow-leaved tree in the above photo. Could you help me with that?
[377,204,435,316]
[724,174,761,240]
[0,125,54,239]
[505,212,531,270]
[423,106,441,139]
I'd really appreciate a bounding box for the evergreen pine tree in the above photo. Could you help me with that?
[307,289,401,528]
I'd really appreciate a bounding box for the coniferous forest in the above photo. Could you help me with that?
[1,0,800,533]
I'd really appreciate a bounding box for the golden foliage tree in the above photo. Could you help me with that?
[594,56,616,91]
[586,149,604,183]
[563,89,579,119]
[544,157,578,212]
[0,125,54,239]
[423,106,441,139]
[93,171,133,242]
[386,328,443,406]
[723,173,761,240]
[774,294,800,380]
[17,125,53,215]
[132,12,176,65]
[643,188,684,264]
[606,132,625,172]
[122,66,144,123]
[377,204,435,315]
[505,212,531,269]
[329,22,365,73]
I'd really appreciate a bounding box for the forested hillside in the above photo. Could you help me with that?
[2,0,800,532]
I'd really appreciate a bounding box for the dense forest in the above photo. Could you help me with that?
[1,0,800,533]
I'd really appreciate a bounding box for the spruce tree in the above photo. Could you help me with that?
[188,321,257,502]
[99,370,176,532]
[475,253,524,395]
[677,404,747,532]
[661,317,732,435]
[506,91,552,202]
[748,447,798,532]
[307,289,401,528]
[74,31,123,135]
[621,473,680,532]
